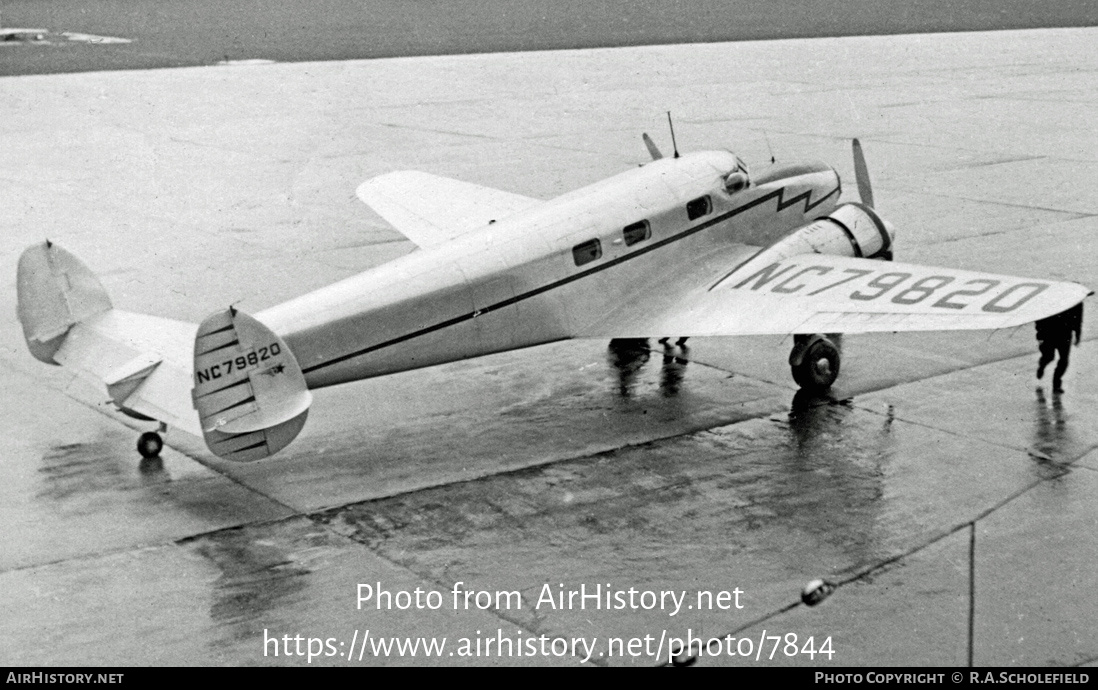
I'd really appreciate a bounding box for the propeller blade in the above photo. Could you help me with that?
[642,133,664,161]
[852,138,874,208]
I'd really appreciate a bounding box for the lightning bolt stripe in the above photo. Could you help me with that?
[302,183,841,374]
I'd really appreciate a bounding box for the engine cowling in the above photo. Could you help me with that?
[821,203,893,259]
[736,202,895,275]
[721,203,895,285]
[771,202,893,261]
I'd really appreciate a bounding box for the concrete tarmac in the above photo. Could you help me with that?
[1,28,1097,666]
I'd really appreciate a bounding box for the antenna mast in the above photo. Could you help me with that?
[667,112,680,159]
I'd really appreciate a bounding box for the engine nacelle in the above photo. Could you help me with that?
[823,203,893,259]
[766,202,893,262]
[722,203,895,285]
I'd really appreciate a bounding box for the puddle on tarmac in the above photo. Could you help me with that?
[37,437,171,501]
[317,392,900,587]
[188,519,345,643]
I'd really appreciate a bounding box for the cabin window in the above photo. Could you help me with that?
[572,239,602,266]
[685,195,711,219]
[686,195,712,221]
[622,220,651,246]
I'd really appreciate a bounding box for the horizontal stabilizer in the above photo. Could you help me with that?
[51,309,204,437]
[192,308,311,461]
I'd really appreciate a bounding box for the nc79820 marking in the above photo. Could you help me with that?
[196,343,281,383]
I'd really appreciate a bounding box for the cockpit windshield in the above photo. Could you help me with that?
[724,154,750,193]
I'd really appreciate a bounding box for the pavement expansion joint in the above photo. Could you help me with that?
[173,514,307,546]
[377,121,502,141]
[0,540,174,576]
[641,343,793,390]
[695,599,803,647]
[923,227,1020,247]
[849,333,1096,403]
[913,189,1093,217]
[853,400,1095,469]
[957,154,1047,169]
[160,131,281,160]
[928,214,1096,248]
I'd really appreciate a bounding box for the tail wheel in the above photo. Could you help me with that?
[137,431,163,459]
[791,338,840,392]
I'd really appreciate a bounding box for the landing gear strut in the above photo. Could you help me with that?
[136,422,167,459]
[790,334,841,392]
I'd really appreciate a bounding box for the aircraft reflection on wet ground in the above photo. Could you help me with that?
[606,338,689,399]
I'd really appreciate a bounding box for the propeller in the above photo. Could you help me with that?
[851,138,895,260]
[852,138,874,208]
[642,113,681,162]
[642,133,664,161]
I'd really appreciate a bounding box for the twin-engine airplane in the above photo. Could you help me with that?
[17,137,1091,461]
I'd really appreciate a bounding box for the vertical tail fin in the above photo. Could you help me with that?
[16,241,112,364]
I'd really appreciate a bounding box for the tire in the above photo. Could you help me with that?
[791,338,840,392]
[137,431,163,459]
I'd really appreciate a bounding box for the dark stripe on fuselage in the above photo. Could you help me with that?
[301,183,841,375]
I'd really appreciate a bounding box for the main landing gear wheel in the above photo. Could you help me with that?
[137,431,163,459]
[791,335,841,392]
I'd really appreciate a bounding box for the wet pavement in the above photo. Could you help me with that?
[1,28,1097,666]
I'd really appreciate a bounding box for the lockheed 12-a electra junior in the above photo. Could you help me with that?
[16,138,1092,461]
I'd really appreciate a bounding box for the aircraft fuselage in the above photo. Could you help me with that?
[257,151,841,389]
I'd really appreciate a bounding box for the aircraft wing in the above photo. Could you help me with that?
[575,254,1092,338]
[356,171,542,248]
